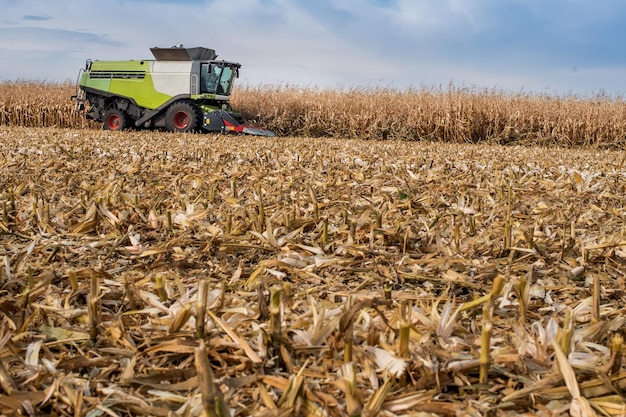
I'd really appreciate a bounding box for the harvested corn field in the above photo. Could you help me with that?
[1,126,626,416]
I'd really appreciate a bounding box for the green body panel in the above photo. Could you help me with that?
[191,93,217,100]
[113,74,171,109]
[80,60,174,110]
[89,60,146,70]
[199,104,220,112]
[81,76,111,93]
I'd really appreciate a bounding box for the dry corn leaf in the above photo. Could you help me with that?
[2,124,626,416]
[39,325,89,342]
[206,309,262,363]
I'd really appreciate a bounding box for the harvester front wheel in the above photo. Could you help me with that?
[165,102,201,133]
[104,108,129,131]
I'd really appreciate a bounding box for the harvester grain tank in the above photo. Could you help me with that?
[73,45,274,136]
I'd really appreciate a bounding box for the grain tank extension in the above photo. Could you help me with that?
[73,46,274,136]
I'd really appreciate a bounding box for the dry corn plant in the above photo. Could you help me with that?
[0,81,94,129]
[3,81,626,146]
[0,125,626,416]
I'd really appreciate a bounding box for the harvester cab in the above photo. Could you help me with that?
[73,45,274,136]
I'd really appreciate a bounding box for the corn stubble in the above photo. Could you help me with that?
[1,126,626,416]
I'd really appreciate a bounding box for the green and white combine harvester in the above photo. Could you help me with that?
[73,45,274,136]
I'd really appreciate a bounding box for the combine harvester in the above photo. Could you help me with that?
[73,45,274,136]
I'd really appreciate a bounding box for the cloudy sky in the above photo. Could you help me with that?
[1,0,625,96]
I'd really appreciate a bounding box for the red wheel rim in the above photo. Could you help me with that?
[173,111,189,129]
[106,114,121,130]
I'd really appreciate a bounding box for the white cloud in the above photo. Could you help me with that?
[0,0,625,95]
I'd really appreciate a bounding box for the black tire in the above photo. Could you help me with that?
[165,102,202,133]
[103,108,129,131]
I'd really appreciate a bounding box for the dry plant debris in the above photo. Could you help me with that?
[1,126,626,416]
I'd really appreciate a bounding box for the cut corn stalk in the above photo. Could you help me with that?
[398,300,411,358]
[365,377,392,416]
[479,303,492,385]
[196,276,209,340]
[342,362,362,417]
[195,339,229,417]
[87,271,100,342]
[609,333,623,375]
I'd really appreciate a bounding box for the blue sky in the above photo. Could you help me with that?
[1,0,625,96]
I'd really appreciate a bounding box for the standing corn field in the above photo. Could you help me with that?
[2,81,626,145]
[0,81,94,128]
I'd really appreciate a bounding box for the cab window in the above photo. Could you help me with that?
[201,64,235,95]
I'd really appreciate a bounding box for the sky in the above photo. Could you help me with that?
[1,0,626,97]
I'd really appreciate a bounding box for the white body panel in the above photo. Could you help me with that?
[150,61,193,96]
